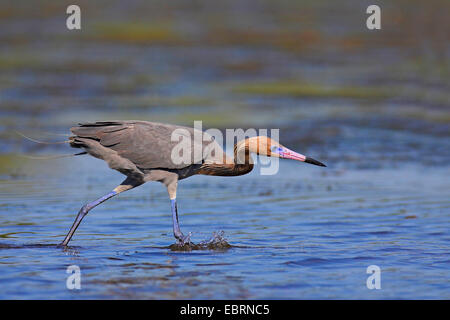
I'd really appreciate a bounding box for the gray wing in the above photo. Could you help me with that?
[71,120,219,170]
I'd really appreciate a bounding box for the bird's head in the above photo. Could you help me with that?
[241,136,326,167]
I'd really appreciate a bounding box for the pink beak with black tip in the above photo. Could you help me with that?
[274,147,326,167]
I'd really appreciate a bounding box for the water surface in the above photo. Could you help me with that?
[0,154,448,299]
[0,0,449,299]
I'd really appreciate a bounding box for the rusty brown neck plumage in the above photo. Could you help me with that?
[197,140,254,176]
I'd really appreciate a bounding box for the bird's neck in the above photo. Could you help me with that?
[197,139,254,176]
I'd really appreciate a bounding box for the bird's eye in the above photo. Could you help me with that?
[271,146,282,153]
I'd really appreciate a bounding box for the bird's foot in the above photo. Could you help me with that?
[169,232,195,251]
[176,232,192,246]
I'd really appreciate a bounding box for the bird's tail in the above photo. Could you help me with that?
[15,130,87,160]
[15,130,71,145]
[19,152,87,160]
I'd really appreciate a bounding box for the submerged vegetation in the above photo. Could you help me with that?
[91,22,182,45]
[232,82,394,99]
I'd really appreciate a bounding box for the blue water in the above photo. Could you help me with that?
[0,0,449,300]
[0,155,448,299]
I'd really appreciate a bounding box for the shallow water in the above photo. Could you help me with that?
[0,154,449,299]
[0,0,449,299]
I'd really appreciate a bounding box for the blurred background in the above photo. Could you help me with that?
[0,0,448,299]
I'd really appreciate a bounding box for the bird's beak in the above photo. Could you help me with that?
[274,147,327,167]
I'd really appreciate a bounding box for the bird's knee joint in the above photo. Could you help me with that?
[79,204,90,216]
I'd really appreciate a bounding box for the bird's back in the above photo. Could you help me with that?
[70,120,224,177]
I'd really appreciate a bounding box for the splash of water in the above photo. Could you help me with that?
[168,230,232,251]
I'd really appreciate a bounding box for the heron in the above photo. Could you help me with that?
[60,121,326,246]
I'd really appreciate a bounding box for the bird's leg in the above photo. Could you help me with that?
[170,198,191,245]
[59,177,141,246]
[166,179,191,245]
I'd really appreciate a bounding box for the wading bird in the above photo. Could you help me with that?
[60,121,326,246]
